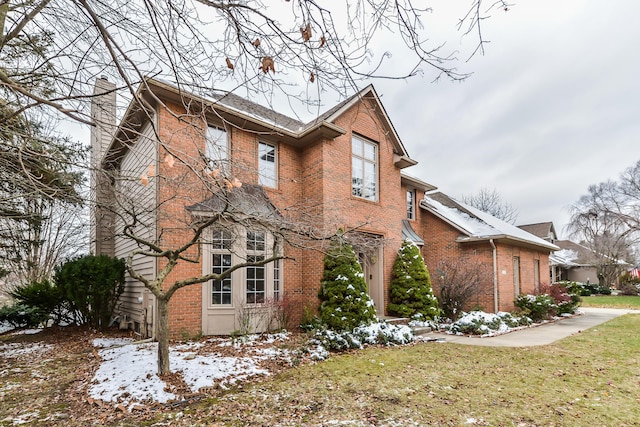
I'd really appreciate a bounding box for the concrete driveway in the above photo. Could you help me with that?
[430,307,640,347]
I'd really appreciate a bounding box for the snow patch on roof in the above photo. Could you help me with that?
[421,193,558,250]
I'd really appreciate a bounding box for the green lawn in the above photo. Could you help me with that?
[2,315,640,426]
[177,314,640,426]
[581,294,640,309]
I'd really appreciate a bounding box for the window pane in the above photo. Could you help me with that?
[352,137,363,155]
[212,229,233,250]
[364,162,376,200]
[212,253,232,305]
[352,157,363,197]
[206,126,229,172]
[246,255,265,304]
[364,142,376,161]
[247,231,265,252]
[258,142,277,188]
[407,190,414,219]
[351,137,377,201]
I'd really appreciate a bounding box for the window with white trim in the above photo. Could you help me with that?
[258,141,277,188]
[407,190,415,220]
[206,126,229,174]
[246,230,266,304]
[352,136,378,201]
[273,259,281,301]
[211,229,233,305]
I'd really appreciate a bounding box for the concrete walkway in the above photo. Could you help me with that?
[428,307,640,347]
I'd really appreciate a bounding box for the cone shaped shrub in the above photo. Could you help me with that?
[318,234,376,331]
[388,240,440,320]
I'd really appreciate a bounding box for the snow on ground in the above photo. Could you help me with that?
[0,321,14,335]
[89,333,292,407]
[0,341,53,358]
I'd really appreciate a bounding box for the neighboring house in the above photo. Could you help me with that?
[90,77,436,337]
[418,193,559,312]
[516,222,600,284]
[549,240,600,284]
[90,77,559,337]
[518,222,558,245]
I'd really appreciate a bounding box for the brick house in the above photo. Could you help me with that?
[90,77,556,336]
[418,193,559,312]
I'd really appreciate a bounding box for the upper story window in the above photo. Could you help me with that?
[206,126,229,174]
[352,136,378,201]
[258,141,277,188]
[407,190,415,220]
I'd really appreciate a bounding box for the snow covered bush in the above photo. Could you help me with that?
[448,311,531,336]
[387,240,440,320]
[514,294,555,322]
[515,283,580,321]
[317,233,376,331]
[310,321,414,352]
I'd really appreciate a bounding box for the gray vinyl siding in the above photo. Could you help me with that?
[114,120,158,334]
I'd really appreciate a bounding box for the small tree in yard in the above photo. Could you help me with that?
[388,240,440,320]
[435,258,492,321]
[318,233,376,331]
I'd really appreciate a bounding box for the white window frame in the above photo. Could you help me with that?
[258,141,277,188]
[352,135,378,201]
[206,125,229,175]
[407,189,415,220]
[211,229,234,305]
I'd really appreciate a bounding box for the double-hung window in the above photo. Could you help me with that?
[206,126,229,174]
[246,230,266,304]
[211,229,233,305]
[258,141,277,188]
[352,136,378,201]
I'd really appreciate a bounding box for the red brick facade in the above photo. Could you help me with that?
[101,79,555,337]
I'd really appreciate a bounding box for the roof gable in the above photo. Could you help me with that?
[314,84,415,165]
[517,222,557,241]
[420,192,559,252]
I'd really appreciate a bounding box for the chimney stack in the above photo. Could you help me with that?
[90,77,117,256]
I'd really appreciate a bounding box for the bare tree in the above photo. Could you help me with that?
[461,187,519,224]
[568,162,640,286]
[1,0,510,127]
[0,197,86,290]
[433,257,492,320]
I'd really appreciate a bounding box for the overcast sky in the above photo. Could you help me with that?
[367,0,640,239]
[76,1,638,240]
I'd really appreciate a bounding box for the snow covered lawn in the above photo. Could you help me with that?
[86,332,311,408]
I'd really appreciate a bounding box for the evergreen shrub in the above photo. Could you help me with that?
[317,234,376,331]
[387,240,440,320]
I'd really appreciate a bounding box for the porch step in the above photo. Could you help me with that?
[382,316,409,325]
[411,326,433,336]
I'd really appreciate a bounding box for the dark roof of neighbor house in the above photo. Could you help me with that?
[186,184,282,222]
[517,222,557,242]
[420,192,559,252]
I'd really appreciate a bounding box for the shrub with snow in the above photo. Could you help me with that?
[388,240,440,321]
[447,311,531,336]
[317,234,376,331]
[310,321,414,353]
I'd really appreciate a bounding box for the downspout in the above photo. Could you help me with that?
[490,239,499,313]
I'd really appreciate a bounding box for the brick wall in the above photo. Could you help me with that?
[145,93,419,335]
[419,210,552,313]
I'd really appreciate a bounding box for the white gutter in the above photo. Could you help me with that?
[490,239,499,313]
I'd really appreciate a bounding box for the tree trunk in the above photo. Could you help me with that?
[156,296,170,376]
